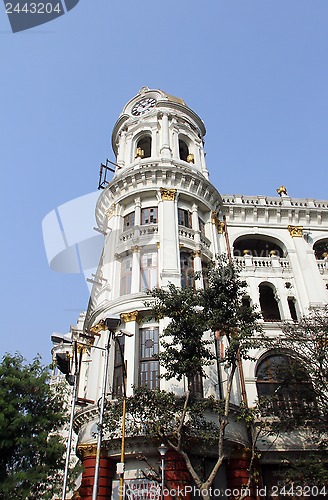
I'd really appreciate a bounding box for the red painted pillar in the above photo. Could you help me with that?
[226,450,257,500]
[164,451,192,500]
[77,446,115,500]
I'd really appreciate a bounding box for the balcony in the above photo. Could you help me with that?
[234,255,290,271]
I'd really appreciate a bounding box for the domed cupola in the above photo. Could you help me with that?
[111,86,209,179]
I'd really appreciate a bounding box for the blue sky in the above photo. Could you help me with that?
[1,0,328,364]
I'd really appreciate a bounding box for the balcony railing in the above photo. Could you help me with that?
[234,256,290,270]
[317,259,328,274]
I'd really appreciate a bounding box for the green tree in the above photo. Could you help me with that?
[0,353,67,499]
[104,256,263,500]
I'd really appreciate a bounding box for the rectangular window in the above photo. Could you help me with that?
[121,254,132,295]
[188,373,203,399]
[180,251,194,288]
[141,207,158,225]
[178,208,192,228]
[139,327,159,389]
[112,336,125,398]
[198,218,205,238]
[123,212,135,230]
[141,251,158,290]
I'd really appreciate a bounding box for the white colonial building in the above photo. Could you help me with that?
[51,88,328,499]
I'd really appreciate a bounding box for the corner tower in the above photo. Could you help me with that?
[70,89,234,499]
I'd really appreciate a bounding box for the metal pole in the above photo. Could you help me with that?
[161,455,165,500]
[157,444,168,500]
[92,331,111,500]
[62,343,79,500]
[117,339,127,500]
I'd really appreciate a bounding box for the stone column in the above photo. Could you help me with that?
[226,449,257,500]
[158,188,180,286]
[134,197,141,226]
[77,445,116,500]
[131,245,141,293]
[164,451,192,500]
[120,310,139,396]
[288,225,327,306]
[160,112,171,159]
[117,129,127,168]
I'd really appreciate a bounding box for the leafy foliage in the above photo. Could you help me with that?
[146,255,262,382]
[261,306,328,443]
[0,353,67,499]
[104,386,224,453]
[104,256,263,500]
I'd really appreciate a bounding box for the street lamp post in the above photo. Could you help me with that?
[157,443,168,500]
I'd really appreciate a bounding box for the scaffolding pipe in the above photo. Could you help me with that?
[92,332,111,500]
[62,342,79,500]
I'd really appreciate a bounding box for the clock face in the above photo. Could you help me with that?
[131,98,157,116]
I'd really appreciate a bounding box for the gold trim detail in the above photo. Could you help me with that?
[187,154,194,164]
[131,245,140,253]
[160,188,176,201]
[156,242,160,249]
[276,185,287,196]
[288,225,303,238]
[193,250,202,258]
[77,444,107,459]
[89,319,107,334]
[211,211,225,234]
[105,204,116,220]
[121,310,139,323]
[135,147,144,159]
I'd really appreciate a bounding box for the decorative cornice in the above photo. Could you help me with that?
[160,188,176,201]
[288,225,303,238]
[120,310,139,323]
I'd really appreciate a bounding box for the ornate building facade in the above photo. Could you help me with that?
[52,88,328,499]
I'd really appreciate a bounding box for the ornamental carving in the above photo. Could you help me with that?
[77,443,108,459]
[276,185,288,196]
[160,188,176,201]
[211,212,225,234]
[121,310,139,323]
[288,225,303,238]
[89,319,107,334]
[105,204,116,220]
[131,245,140,253]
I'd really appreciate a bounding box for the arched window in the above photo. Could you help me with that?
[259,283,281,321]
[136,136,152,158]
[233,236,284,258]
[112,336,125,397]
[313,239,328,260]
[179,139,189,161]
[256,354,313,417]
